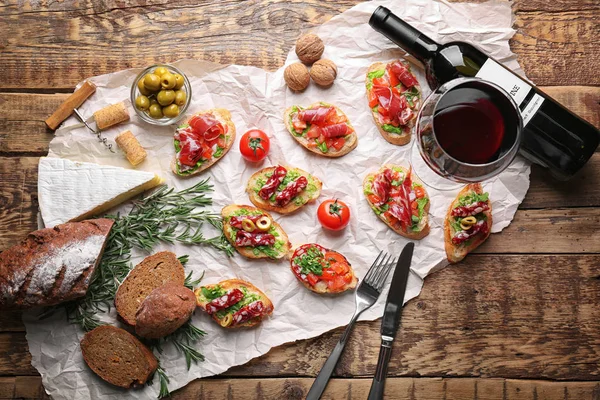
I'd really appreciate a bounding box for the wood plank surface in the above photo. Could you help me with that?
[2,255,598,379]
[0,86,597,155]
[0,1,598,89]
[2,376,600,400]
[0,0,599,398]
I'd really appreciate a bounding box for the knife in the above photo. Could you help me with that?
[367,242,415,400]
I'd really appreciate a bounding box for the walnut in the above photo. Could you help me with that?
[295,33,324,65]
[284,63,310,92]
[310,59,337,87]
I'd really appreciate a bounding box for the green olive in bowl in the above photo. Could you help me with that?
[143,74,161,91]
[154,66,169,77]
[163,104,180,118]
[157,90,175,106]
[174,90,187,106]
[173,74,185,90]
[135,95,150,111]
[161,72,177,90]
[148,104,164,119]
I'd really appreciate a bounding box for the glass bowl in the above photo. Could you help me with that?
[130,64,192,126]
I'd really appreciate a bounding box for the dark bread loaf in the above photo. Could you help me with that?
[0,219,114,310]
[81,325,158,388]
[115,251,185,325]
[135,283,196,339]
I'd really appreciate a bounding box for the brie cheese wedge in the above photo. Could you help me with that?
[38,157,164,228]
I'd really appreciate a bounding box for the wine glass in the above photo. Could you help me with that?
[409,77,523,190]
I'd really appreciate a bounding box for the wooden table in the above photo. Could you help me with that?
[0,1,598,399]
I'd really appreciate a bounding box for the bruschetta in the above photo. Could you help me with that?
[366,60,421,145]
[222,205,291,260]
[444,183,492,263]
[172,108,236,176]
[290,244,358,294]
[246,165,322,214]
[364,164,430,240]
[284,102,357,157]
[194,279,274,328]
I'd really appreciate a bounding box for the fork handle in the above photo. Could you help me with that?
[306,311,361,400]
[367,339,393,400]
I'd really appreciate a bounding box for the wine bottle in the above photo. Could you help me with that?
[369,6,599,180]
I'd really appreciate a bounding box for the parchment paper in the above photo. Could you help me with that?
[23,1,531,398]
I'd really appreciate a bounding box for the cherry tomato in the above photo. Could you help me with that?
[240,129,270,162]
[328,275,347,291]
[306,125,321,139]
[388,69,400,87]
[318,199,350,231]
[331,138,345,151]
[368,90,379,108]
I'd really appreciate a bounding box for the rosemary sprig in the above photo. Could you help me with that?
[152,365,171,399]
[184,270,205,290]
[63,178,232,330]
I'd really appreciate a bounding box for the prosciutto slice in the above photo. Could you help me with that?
[275,176,308,206]
[229,214,263,229]
[390,61,418,88]
[451,201,490,217]
[232,301,266,325]
[188,114,225,141]
[372,170,392,207]
[388,168,413,226]
[452,220,488,244]
[176,130,203,167]
[258,166,287,200]
[298,107,334,125]
[235,230,275,247]
[321,123,348,138]
[204,289,244,315]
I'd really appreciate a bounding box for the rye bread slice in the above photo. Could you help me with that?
[135,283,196,339]
[81,325,157,388]
[115,251,185,325]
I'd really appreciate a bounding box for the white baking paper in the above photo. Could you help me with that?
[23,0,531,398]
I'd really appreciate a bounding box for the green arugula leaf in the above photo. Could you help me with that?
[382,124,403,135]
[200,285,225,301]
[457,192,490,207]
[367,69,385,80]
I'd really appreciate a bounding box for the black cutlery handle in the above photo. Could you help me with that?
[306,312,361,400]
[367,342,393,400]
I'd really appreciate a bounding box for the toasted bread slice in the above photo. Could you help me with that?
[221,204,291,260]
[194,278,274,328]
[115,251,185,325]
[283,102,357,158]
[246,165,322,214]
[290,244,358,294]
[366,61,421,146]
[172,108,236,176]
[363,164,430,240]
[444,183,492,263]
[81,325,158,388]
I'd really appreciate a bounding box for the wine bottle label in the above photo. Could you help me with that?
[475,59,544,126]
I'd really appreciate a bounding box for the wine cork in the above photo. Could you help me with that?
[115,130,147,166]
[93,102,130,130]
[45,81,96,130]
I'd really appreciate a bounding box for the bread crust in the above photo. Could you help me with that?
[195,278,274,328]
[221,204,291,260]
[246,166,323,214]
[444,183,493,263]
[0,218,114,310]
[81,325,158,388]
[363,164,430,240]
[114,251,185,326]
[283,102,357,158]
[171,108,236,177]
[365,61,421,146]
[290,244,358,295]
[135,283,196,339]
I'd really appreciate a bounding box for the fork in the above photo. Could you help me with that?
[306,251,397,400]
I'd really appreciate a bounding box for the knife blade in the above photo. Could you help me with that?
[367,242,414,400]
[381,242,414,339]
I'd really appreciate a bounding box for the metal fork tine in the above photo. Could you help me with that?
[364,251,384,283]
[375,257,396,290]
[364,250,384,282]
[371,253,391,285]
[366,253,387,285]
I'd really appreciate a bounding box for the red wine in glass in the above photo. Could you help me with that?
[413,77,522,186]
